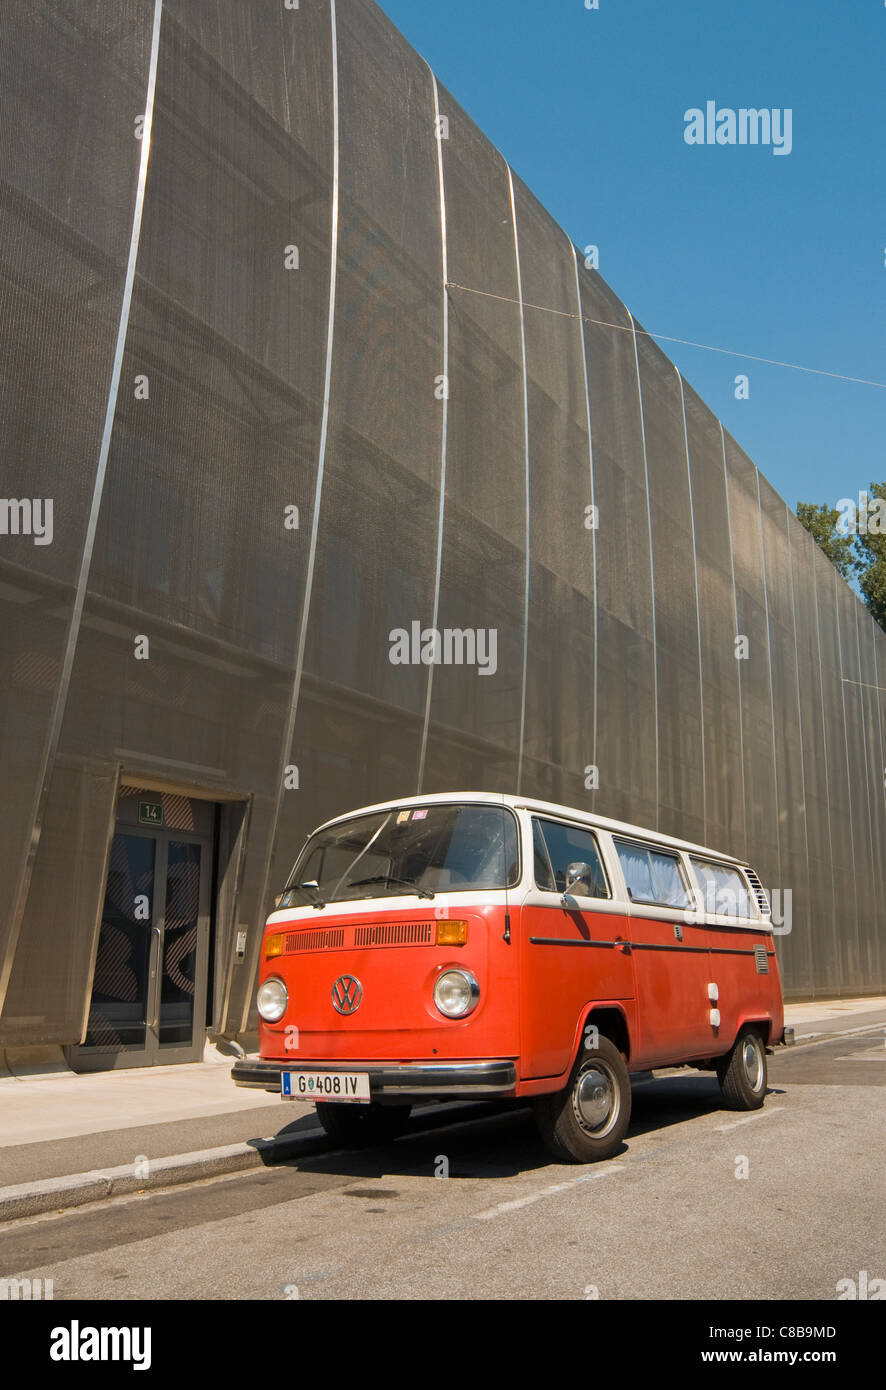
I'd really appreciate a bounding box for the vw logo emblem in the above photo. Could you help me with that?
[331,975,363,1016]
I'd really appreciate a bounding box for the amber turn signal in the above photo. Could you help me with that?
[264,932,285,959]
[435,919,468,946]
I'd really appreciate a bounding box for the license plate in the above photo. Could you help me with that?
[281,1070,371,1103]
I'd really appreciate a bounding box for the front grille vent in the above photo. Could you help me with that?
[353,921,434,948]
[285,928,345,953]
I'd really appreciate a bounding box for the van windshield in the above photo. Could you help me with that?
[283,804,520,905]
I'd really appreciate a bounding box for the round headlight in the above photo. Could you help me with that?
[434,969,480,1019]
[257,977,288,1023]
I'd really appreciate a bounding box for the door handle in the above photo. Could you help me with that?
[614,937,630,953]
[150,925,162,1029]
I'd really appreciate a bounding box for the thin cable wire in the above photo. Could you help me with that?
[842,677,886,695]
[445,281,886,391]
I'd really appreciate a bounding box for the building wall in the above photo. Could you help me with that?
[1,0,884,1047]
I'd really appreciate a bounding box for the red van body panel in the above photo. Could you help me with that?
[705,925,784,1047]
[255,901,784,1091]
[518,899,634,1079]
[239,794,786,1108]
[627,916,714,1067]
[258,902,520,1068]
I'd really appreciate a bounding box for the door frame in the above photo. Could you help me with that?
[71,823,212,1071]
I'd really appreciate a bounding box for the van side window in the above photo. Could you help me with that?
[615,839,692,909]
[532,819,610,898]
[690,858,754,918]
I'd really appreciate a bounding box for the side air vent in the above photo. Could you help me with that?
[754,945,770,974]
[285,928,345,953]
[354,921,434,948]
[745,868,771,918]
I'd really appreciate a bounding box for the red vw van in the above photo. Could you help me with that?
[232,793,786,1162]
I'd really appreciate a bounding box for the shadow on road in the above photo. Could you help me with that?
[248,1073,787,1178]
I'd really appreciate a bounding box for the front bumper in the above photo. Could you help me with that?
[232,1057,517,1099]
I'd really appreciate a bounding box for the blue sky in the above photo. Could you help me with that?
[377,0,886,516]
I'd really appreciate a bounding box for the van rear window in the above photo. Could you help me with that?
[614,839,692,910]
[690,858,755,918]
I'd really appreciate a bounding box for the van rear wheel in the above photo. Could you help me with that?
[716,1028,767,1110]
[533,1036,631,1164]
[315,1101,412,1147]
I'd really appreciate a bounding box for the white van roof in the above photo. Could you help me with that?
[313,791,750,870]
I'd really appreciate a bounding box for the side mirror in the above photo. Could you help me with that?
[562,862,593,902]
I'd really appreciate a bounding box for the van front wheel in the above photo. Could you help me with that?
[716,1028,767,1110]
[533,1036,631,1164]
[315,1101,412,1147]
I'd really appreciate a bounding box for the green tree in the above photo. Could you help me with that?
[795,502,857,581]
[797,484,886,634]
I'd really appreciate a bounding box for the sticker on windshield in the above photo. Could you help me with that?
[396,811,410,823]
[412,809,428,820]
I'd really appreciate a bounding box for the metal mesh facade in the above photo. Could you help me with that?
[1,0,884,1049]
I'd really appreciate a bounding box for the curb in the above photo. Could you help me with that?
[0,1129,326,1224]
[784,1021,886,1049]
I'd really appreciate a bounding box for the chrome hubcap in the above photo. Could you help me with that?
[742,1036,763,1091]
[573,1063,619,1136]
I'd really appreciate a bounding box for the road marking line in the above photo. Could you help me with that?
[789,1024,886,1050]
[715,1109,783,1132]
[472,1164,625,1221]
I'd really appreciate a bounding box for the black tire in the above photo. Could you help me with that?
[533,1035,631,1164]
[716,1028,768,1110]
[315,1101,412,1148]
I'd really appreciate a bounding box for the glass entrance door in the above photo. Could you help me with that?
[75,824,212,1069]
[156,839,206,1059]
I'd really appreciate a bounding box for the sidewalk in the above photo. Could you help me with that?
[1,996,884,1222]
[780,995,886,1039]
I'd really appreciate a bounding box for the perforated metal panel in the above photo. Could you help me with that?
[2,0,885,1044]
[514,179,595,808]
[814,547,858,989]
[0,0,157,1032]
[788,510,836,992]
[636,335,704,846]
[297,0,441,815]
[681,384,745,859]
[834,573,874,989]
[422,83,526,792]
[575,279,657,829]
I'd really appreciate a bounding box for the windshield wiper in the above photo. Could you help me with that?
[295,880,326,909]
[346,875,435,900]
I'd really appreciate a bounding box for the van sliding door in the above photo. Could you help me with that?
[615,839,713,1067]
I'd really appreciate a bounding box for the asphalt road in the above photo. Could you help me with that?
[4,1028,884,1301]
